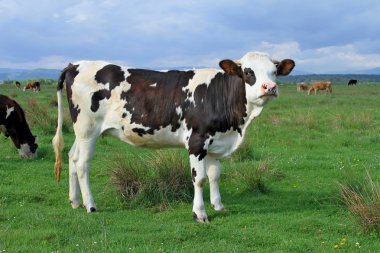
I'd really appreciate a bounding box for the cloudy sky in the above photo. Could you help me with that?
[1,0,380,73]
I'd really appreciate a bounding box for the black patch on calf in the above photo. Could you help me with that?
[91,89,111,112]
[191,168,197,182]
[121,69,195,134]
[243,68,256,86]
[95,64,126,90]
[188,133,208,161]
[61,64,81,123]
[132,128,151,136]
[90,64,126,112]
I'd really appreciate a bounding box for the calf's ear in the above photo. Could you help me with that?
[219,60,242,77]
[275,59,295,76]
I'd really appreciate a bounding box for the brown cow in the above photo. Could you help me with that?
[296,82,308,92]
[23,81,40,92]
[307,81,332,95]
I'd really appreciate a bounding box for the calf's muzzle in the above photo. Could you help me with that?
[262,83,277,96]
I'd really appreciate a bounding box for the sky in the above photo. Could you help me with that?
[1,0,380,73]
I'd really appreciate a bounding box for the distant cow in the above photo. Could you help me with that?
[296,82,308,92]
[307,81,332,95]
[347,79,357,86]
[52,52,295,222]
[23,81,40,92]
[15,81,21,89]
[0,94,38,158]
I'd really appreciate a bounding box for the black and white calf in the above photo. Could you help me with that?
[52,52,295,222]
[0,94,38,158]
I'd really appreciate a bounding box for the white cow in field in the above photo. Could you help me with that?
[52,52,295,222]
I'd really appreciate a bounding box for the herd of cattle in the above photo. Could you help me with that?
[0,52,362,222]
[296,79,357,95]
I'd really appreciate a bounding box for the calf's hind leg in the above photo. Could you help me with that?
[71,137,97,212]
[68,140,80,208]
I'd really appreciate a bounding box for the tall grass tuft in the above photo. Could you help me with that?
[232,159,284,193]
[109,150,193,210]
[339,171,380,233]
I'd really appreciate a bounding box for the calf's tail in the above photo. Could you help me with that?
[52,66,69,184]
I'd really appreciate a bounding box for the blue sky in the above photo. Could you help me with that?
[1,0,380,73]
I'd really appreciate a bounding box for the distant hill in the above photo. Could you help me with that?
[287,68,380,75]
[290,70,313,75]
[0,68,61,81]
[354,67,380,75]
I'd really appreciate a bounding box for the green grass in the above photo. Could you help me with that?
[1,83,380,252]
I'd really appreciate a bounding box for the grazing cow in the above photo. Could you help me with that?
[307,81,332,95]
[347,79,357,86]
[23,81,40,92]
[15,81,21,89]
[52,52,295,222]
[296,82,308,92]
[0,94,38,158]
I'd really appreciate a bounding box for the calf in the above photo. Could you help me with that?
[23,81,40,92]
[0,94,38,158]
[347,79,357,86]
[307,81,332,95]
[52,52,295,222]
[15,81,22,89]
[296,82,308,92]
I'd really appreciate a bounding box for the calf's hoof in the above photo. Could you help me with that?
[90,207,97,213]
[70,200,80,209]
[84,205,97,213]
[193,212,209,223]
[211,202,225,211]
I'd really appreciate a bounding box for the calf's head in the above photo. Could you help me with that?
[220,52,295,106]
[9,131,38,159]
[20,136,38,159]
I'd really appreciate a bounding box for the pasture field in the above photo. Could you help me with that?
[1,83,380,252]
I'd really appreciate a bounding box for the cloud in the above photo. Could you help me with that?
[0,0,379,73]
[258,41,380,73]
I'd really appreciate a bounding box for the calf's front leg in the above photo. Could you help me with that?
[190,155,208,223]
[206,156,224,211]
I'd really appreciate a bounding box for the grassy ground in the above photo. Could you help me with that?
[0,83,380,252]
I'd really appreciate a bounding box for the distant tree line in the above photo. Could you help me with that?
[278,74,380,85]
